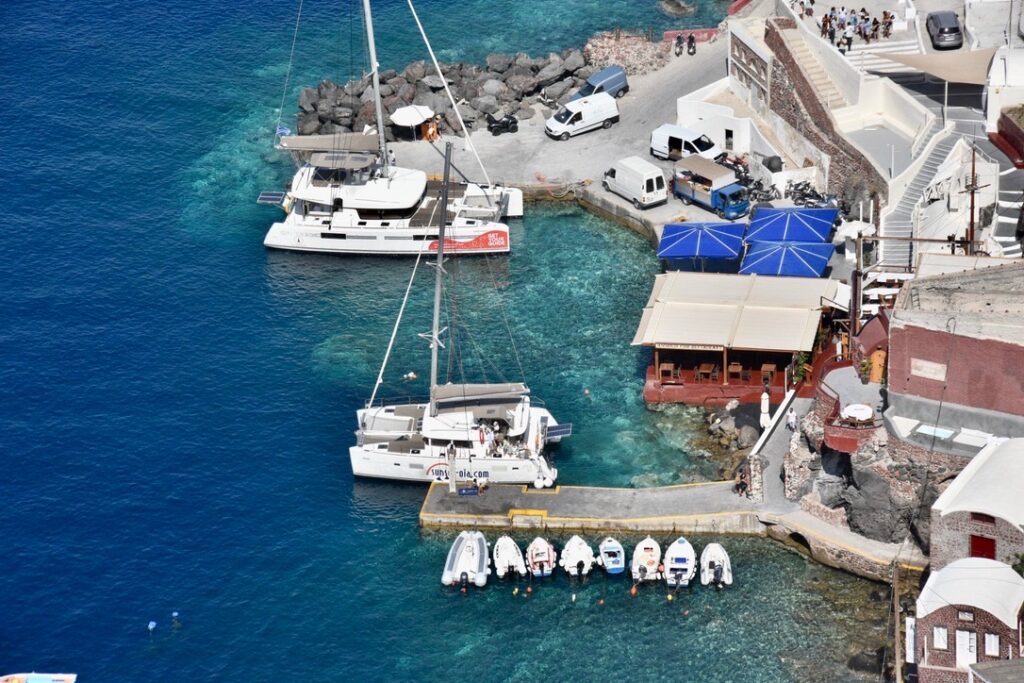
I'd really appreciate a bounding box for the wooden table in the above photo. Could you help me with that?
[697,363,715,382]
[727,362,743,381]
[760,363,777,384]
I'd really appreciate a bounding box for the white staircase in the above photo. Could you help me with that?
[879,127,957,267]
[845,38,923,76]
[785,31,849,109]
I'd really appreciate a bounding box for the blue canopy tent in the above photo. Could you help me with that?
[745,207,839,243]
[739,240,836,278]
[657,222,746,259]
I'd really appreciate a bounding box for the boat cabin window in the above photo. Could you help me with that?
[313,167,349,184]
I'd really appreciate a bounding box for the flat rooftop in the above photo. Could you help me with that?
[845,123,913,177]
[891,260,1024,345]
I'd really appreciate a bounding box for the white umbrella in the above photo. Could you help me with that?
[390,104,434,127]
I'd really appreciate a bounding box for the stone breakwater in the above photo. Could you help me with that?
[293,31,671,139]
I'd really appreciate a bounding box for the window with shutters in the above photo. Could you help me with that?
[984,633,1000,657]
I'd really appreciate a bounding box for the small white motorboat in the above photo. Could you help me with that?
[700,542,733,588]
[493,535,527,579]
[441,530,490,588]
[558,535,596,577]
[664,536,697,588]
[526,537,557,578]
[596,536,626,575]
[2,677,77,683]
[630,536,662,582]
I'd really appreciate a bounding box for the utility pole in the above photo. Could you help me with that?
[961,143,989,255]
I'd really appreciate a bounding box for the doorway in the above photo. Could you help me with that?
[955,629,977,669]
[969,535,996,560]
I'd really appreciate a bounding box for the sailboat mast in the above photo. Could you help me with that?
[361,0,390,172]
[428,143,452,417]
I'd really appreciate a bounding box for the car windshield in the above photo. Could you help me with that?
[577,82,596,98]
[694,135,715,152]
[554,108,573,123]
[727,189,748,204]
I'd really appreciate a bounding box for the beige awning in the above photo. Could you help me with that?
[882,48,998,85]
[632,272,839,352]
[277,133,380,153]
[309,151,376,170]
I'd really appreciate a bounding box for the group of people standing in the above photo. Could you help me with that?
[816,6,896,50]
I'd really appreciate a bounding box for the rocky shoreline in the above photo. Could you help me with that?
[293,30,673,139]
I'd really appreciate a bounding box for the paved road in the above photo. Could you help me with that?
[389,38,733,225]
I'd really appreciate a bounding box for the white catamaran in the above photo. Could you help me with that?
[348,144,569,487]
[259,0,522,256]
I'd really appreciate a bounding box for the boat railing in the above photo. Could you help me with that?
[363,394,546,409]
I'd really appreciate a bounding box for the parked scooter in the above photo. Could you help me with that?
[687,34,697,56]
[674,34,685,57]
[486,112,519,136]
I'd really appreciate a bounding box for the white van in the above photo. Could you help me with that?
[650,123,722,161]
[545,92,620,141]
[603,156,667,209]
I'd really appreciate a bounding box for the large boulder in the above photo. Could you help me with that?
[298,87,319,113]
[470,95,499,115]
[355,101,377,129]
[403,61,427,82]
[457,102,479,122]
[396,83,416,103]
[481,78,507,98]
[317,79,340,101]
[315,97,334,122]
[343,76,369,97]
[337,93,362,110]
[421,74,448,90]
[330,106,354,125]
[485,53,513,73]
[535,57,565,86]
[386,76,408,90]
[576,65,597,80]
[513,52,540,70]
[737,425,759,449]
[381,96,401,115]
[516,105,535,120]
[563,49,585,73]
[378,83,395,98]
[360,86,378,104]
[505,74,537,96]
[542,78,573,101]
[379,68,398,82]
[505,64,534,80]
[297,111,321,135]
[443,110,464,133]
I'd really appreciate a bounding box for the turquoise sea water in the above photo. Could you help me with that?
[1,1,888,680]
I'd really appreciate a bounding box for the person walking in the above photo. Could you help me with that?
[387,148,396,167]
[786,407,798,432]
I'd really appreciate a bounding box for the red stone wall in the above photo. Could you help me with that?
[762,19,889,205]
[888,325,1024,418]
[916,604,1021,682]
[930,510,1024,571]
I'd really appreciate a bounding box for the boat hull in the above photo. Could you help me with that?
[265,222,510,255]
[348,445,554,486]
[664,537,697,588]
[441,531,489,587]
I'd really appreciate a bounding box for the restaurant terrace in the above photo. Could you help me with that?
[632,272,846,405]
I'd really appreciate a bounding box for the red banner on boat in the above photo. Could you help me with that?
[429,230,509,253]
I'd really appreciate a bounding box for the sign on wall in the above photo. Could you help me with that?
[910,358,947,382]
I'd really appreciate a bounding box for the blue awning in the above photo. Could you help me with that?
[745,207,838,242]
[657,222,746,259]
[739,240,836,278]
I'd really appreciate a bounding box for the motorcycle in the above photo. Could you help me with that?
[687,34,697,56]
[674,34,685,57]
[486,112,519,136]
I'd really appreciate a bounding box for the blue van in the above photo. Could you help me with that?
[570,65,629,101]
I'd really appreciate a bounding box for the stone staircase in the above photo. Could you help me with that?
[784,30,849,109]
[879,126,956,267]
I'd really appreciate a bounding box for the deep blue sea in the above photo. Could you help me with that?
[1,1,888,680]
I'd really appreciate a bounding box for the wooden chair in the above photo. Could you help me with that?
[710,366,720,382]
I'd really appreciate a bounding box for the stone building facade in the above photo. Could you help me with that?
[930,511,1024,571]
[915,602,1022,683]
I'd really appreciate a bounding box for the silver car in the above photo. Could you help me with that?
[926,11,964,50]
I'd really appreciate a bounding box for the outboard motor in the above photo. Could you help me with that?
[576,560,585,578]
[459,572,469,593]
[713,562,724,588]
[687,34,697,56]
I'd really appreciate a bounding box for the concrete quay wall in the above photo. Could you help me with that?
[419,482,925,582]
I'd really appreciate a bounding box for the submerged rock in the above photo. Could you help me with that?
[847,647,885,675]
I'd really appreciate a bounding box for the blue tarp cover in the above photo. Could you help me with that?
[745,207,838,243]
[739,240,836,278]
[657,222,746,259]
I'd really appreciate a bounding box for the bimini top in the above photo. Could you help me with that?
[432,383,529,405]
[277,132,379,153]
[917,557,1024,629]
[631,272,840,351]
[309,151,376,170]
[933,437,1024,527]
